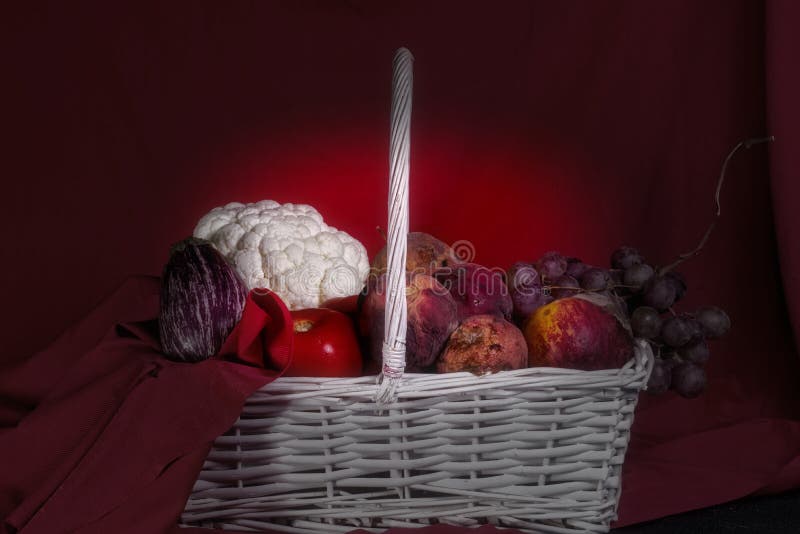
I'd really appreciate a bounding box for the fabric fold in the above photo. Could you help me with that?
[0,278,293,534]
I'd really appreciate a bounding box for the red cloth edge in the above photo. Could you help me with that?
[0,280,293,534]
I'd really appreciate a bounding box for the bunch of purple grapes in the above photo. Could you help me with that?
[608,246,730,398]
[508,248,730,398]
[506,253,582,325]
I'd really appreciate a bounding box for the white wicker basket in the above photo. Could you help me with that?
[182,49,654,534]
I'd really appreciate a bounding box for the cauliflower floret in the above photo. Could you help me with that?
[210,223,246,257]
[194,201,370,309]
[232,249,264,288]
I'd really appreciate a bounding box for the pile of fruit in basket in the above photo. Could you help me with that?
[158,200,729,399]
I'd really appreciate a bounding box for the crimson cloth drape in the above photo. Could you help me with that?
[0,278,294,533]
[2,1,800,532]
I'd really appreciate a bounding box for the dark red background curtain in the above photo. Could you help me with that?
[2,0,799,531]
[767,0,800,361]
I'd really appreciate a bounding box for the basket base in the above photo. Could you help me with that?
[184,348,653,534]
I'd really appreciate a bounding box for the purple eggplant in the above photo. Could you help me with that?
[159,238,247,362]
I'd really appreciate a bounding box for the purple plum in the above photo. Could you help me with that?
[434,263,512,322]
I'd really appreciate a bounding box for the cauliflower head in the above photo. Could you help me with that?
[193,200,369,310]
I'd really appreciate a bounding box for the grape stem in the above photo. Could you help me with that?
[544,285,582,292]
[546,285,637,296]
[658,136,775,276]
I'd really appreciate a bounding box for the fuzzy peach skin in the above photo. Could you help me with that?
[524,297,634,371]
[361,272,458,371]
[438,315,528,375]
[371,232,456,276]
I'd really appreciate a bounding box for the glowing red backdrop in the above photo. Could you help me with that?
[3,0,799,528]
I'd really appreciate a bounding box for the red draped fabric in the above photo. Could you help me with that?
[2,1,799,532]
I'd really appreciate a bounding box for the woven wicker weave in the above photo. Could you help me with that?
[183,341,651,533]
[182,48,654,533]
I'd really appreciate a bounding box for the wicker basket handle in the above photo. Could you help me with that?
[376,48,413,405]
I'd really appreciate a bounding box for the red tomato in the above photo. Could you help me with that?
[287,308,363,377]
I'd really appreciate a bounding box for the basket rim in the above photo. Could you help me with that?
[266,338,654,386]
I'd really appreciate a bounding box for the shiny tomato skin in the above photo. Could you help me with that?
[288,308,363,377]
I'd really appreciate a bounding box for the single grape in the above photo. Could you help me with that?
[565,257,590,279]
[695,306,731,339]
[647,359,671,394]
[580,268,611,292]
[536,251,567,280]
[684,315,704,343]
[671,362,707,398]
[623,263,655,291]
[507,262,551,325]
[664,271,687,302]
[611,246,643,270]
[661,315,695,348]
[642,276,677,311]
[507,262,540,289]
[631,306,662,339]
[679,339,710,365]
[550,275,580,299]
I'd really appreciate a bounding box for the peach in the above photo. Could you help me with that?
[438,315,528,375]
[524,297,634,371]
[361,272,458,372]
[371,232,456,276]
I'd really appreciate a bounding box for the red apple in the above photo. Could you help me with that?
[523,297,634,371]
[288,308,363,377]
